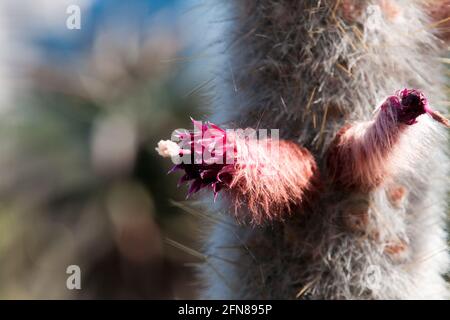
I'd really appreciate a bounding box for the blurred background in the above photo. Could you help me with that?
[0,0,224,299]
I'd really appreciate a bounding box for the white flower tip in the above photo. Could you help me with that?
[155,140,180,158]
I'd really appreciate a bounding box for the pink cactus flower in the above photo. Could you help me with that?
[160,119,320,224]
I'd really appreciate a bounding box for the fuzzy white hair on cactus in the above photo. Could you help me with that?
[164,0,450,300]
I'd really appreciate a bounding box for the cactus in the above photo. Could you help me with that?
[158,0,450,299]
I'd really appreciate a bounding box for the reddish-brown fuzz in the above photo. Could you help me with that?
[387,185,407,208]
[230,139,320,224]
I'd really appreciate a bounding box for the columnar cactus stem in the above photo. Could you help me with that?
[159,0,450,299]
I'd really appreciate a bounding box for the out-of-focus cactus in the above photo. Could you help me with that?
[0,7,204,298]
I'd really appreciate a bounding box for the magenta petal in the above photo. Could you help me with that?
[167,165,182,174]
[200,169,217,180]
[187,179,202,198]
[388,89,428,125]
[210,123,225,133]
[212,182,223,193]
[177,174,191,187]
[168,119,235,200]
[191,118,204,132]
